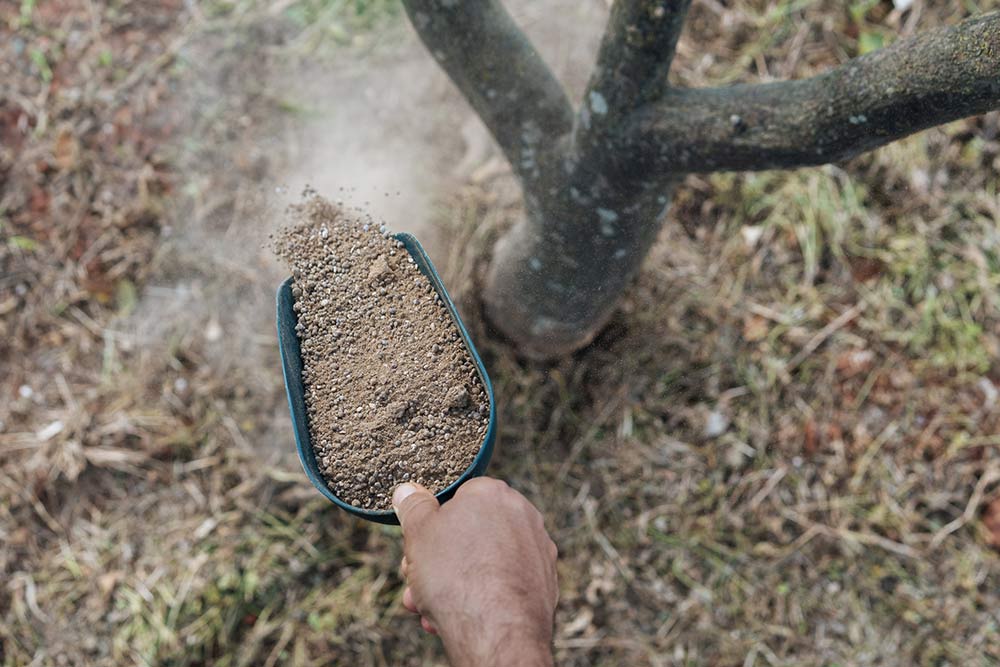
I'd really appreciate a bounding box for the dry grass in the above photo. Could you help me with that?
[3,0,1000,666]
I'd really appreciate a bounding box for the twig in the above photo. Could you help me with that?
[929,469,1000,550]
[783,509,919,559]
[848,420,900,492]
[557,394,624,482]
[748,467,787,511]
[583,498,634,583]
[785,302,865,374]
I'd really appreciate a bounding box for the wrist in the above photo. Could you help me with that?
[489,636,553,667]
[442,617,553,667]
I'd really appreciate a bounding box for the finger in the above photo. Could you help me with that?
[393,483,439,534]
[455,476,507,499]
[420,616,438,634]
[402,586,418,614]
[400,556,409,578]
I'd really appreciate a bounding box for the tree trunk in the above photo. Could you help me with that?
[484,152,678,358]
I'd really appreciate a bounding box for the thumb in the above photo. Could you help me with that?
[392,483,439,534]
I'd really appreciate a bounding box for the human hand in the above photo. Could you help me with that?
[393,478,558,667]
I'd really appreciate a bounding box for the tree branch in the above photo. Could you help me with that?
[401,0,573,182]
[628,12,1000,173]
[578,0,692,146]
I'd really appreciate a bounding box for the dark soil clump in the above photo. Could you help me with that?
[274,196,489,510]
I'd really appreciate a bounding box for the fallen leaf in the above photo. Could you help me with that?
[742,314,769,342]
[98,571,122,597]
[42,330,64,347]
[10,527,30,546]
[28,186,49,214]
[803,418,819,456]
[858,31,883,55]
[83,274,115,304]
[825,422,843,442]
[848,256,885,283]
[53,125,79,170]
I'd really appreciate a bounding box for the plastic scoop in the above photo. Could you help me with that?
[276,232,496,524]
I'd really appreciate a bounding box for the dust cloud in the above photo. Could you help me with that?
[277,0,607,250]
[126,0,607,457]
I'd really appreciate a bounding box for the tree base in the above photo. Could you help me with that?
[482,219,631,360]
[483,283,608,360]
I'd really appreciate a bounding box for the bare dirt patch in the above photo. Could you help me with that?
[274,196,488,510]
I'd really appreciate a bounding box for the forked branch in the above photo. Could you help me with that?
[629,12,1000,172]
[578,0,692,147]
[401,0,573,182]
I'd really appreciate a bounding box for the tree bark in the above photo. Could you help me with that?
[484,150,679,358]
[483,0,692,358]
[577,0,692,153]
[400,0,573,183]
[628,12,1000,172]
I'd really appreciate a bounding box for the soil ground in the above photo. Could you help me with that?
[3,1,1000,666]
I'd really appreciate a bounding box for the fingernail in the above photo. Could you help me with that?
[392,483,418,510]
